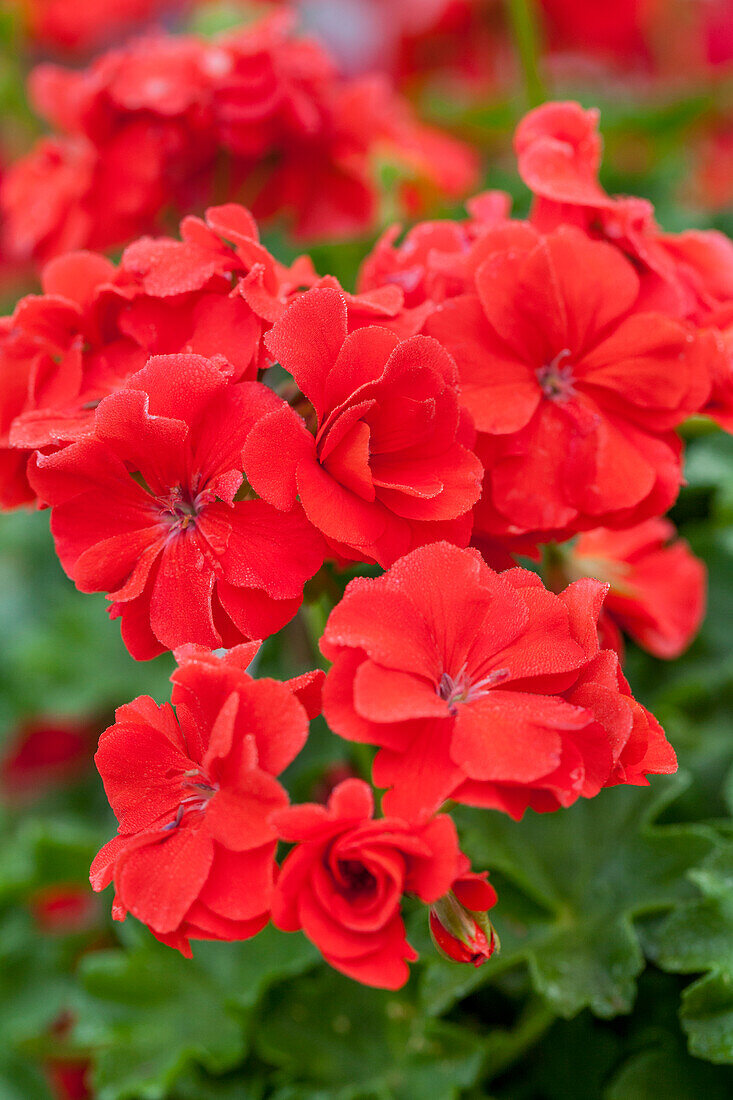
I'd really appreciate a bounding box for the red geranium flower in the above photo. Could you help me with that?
[271,777,469,989]
[553,519,707,660]
[425,222,710,542]
[244,286,483,566]
[1,716,91,798]
[28,353,325,659]
[91,644,323,955]
[515,101,733,325]
[0,206,279,508]
[321,542,675,820]
[29,884,100,934]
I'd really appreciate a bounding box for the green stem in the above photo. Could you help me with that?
[504,0,547,108]
[349,741,376,784]
[299,598,330,670]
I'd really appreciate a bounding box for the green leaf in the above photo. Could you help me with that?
[255,969,484,1099]
[198,927,320,1011]
[605,1037,732,1099]
[421,777,713,1019]
[75,928,317,1100]
[646,839,733,1063]
[77,944,247,1100]
[0,1052,51,1100]
[0,510,173,731]
[172,1067,264,1099]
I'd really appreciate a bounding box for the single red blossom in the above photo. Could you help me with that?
[29,884,100,934]
[244,286,483,566]
[271,777,468,989]
[429,870,498,967]
[91,644,323,955]
[46,1062,91,1100]
[115,203,317,375]
[514,101,733,326]
[1,717,91,798]
[553,519,707,660]
[0,250,144,508]
[3,204,307,460]
[425,222,710,542]
[28,353,325,659]
[321,542,675,821]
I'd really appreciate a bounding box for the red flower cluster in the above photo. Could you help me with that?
[91,644,323,956]
[356,101,732,551]
[0,202,416,511]
[322,542,676,819]
[6,97,725,989]
[1,13,477,263]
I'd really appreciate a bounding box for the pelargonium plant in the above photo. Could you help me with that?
[2,94,728,986]
[0,6,731,1091]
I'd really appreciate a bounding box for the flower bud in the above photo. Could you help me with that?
[429,873,499,968]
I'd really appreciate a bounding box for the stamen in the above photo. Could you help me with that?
[536,348,575,402]
[437,665,512,714]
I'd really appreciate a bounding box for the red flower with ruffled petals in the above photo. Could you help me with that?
[515,101,733,326]
[244,286,483,566]
[322,542,675,820]
[28,353,325,659]
[91,644,323,955]
[271,777,467,989]
[425,223,710,542]
[554,519,707,660]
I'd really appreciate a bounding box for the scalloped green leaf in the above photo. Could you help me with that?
[421,777,714,1019]
[647,840,733,1063]
[255,968,484,1099]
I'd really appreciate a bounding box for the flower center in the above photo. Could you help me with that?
[337,859,377,897]
[437,664,512,716]
[158,482,214,537]
[536,349,575,402]
[162,768,218,831]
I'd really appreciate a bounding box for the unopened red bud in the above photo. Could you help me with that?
[429,888,499,968]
